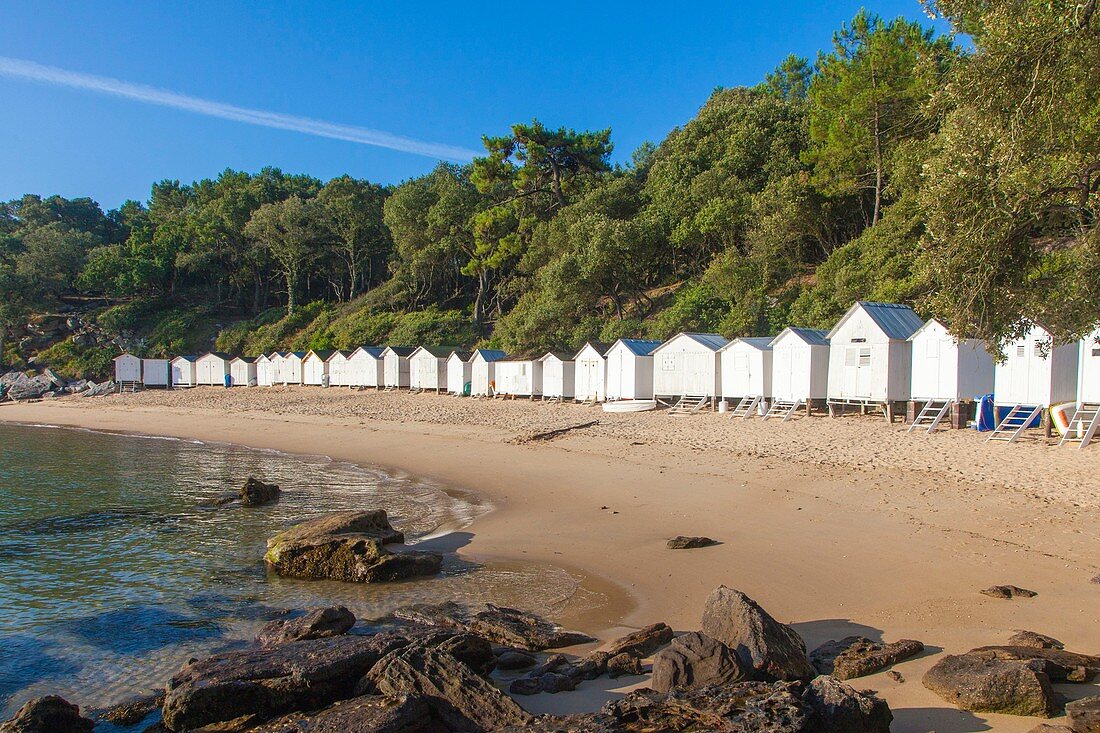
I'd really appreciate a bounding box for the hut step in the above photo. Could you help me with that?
[763,399,803,422]
[668,395,708,415]
[1058,403,1100,449]
[908,399,952,434]
[988,404,1043,443]
[730,395,763,419]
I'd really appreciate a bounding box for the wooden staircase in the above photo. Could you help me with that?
[730,395,762,419]
[908,399,952,434]
[762,399,803,422]
[119,380,141,393]
[1059,403,1100,449]
[668,395,709,416]
[988,404,1043,443]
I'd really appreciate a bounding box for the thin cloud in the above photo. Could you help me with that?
[0,56,479,161]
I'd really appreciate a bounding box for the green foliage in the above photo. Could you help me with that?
[35,340,116,380]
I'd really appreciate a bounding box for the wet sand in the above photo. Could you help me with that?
[3,388,1098,732]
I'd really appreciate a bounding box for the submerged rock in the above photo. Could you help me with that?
[922,650,1059,717]
[240,477,281,507]
[981,585,1038,599]
[666,536,718,550]
[651,631,749,692]
[392,602,595,651]
[88,690,165,727]
[248,693,431,733]
[0,696,94,733]
[700,586,816,681]
[264,511,441,583]
[256,606,356,646]
[810,636,924,680]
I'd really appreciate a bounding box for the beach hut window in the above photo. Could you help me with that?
[1092,347,1100,357]
[925,339,940,357]
[845,348,858,367]
[850,337,866,343]
[1034,341,1046,358]
[1016,344,1026,357]
[661,354,676,371]
[858,348,871,367]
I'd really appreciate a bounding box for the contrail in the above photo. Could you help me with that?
[0,56,479,161]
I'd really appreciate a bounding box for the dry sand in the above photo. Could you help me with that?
[2,387,1098,733]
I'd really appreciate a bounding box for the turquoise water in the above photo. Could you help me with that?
[0,423,581,718]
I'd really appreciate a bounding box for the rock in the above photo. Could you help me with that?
[804,675,894,733]
[7,375,52,400]
[256,606,356,646]
[240,477,281,507]
[392,602,595,651]
[1092,574,1100,585]
[922,650,1059,717]
[603,622,673,659]
[1066,696,1100,732]
[495,650,537,670]
[264,511,442,584]
[700,585,816,681]
[0,696,94,733]
[161,630,425,731]
[1009,630,1066,650]
[198,493,238,508]
[969,646,1100,682]
[981,584,1038,599]
[887,670,905,683]
[83,380,117,397]
[43,368,67,388]
[363,646,531,732]
[605,653,643,678]
[435,634,496,677]
[650,631,749,692]
[666,536,718,550]
[507,677,545,696]
[1025,725,1072,733]
[536,672,577,694]
[809,636,925,680]
[248,694,431,733]
[89,690,165,727]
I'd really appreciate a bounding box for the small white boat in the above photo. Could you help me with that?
[602,399,657,413]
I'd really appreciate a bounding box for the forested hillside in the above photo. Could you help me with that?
[3,0,1098,378]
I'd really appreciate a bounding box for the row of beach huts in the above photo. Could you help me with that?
[113,301,1100,448]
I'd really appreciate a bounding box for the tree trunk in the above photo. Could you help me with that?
[286,269,298,315]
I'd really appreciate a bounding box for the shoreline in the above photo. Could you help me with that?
[2,391,1099,732]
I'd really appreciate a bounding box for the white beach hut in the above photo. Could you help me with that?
[170,355,198,387]
[494,358,544,398]
[446,350,472,395]
[993,322,1078,408]
[539,352,575,401]
[302,350,334,386]
[326,351,351,387]
[719,337,774,411]
[196,352,232,386]
[769,327,829,411]
[256,354,277,387]
[652,333,729,411]
[826,301,924,417]
[113,353,142,385]
[409,346,451,392]
[280,352,306,385]
[382,347,414,389]
[470,349,507,396]
[346,346,385,388]
[605,339,662,401]
[573,342,609,403]
[1077,326,1100,403]
[909,319,995,402]
[141,358,170,388]
[229,356,258,387]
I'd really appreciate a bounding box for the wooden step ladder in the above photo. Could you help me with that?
[730,395,762,419]
[1058,403,1100,449]
[119,380,141,393]
[908,399,952,434]
[668,395,709,416]
[988,404,1043,443]
[762,399,803,422]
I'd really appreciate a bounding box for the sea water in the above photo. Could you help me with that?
[0,423,582,718]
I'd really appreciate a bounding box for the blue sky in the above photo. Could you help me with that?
[1,2,945,210]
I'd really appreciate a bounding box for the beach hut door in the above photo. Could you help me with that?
[775,347,792,399]
[845,347,871,398]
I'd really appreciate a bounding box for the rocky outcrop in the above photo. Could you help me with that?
[666,536,718,550]
[922,650,1059,717]
[700,586,816,681]
[392,602,595,651]
[161,629,452,731]
[249,694,432,733]
[602,623,673,658]
[494,650,537,670]
[969,646,1100,682]
[810,636,924,680]
[804,675,894,733]
[264,511,442,583]
[363,646,531,732]
[256,606,356,646]
[651,631,749,692]
[1009,630,1065,650]
[981,584,1038,599]
[0,696,94,733]
[241,477,281,507]
[1065,696,1100,732]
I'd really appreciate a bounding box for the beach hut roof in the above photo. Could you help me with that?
[610,338,662,357]
[172,355,198,363]
[289,351,307,359]
[672,332,730,352]
[306,349,335,361]
[719,336,773,352]
[352,346,385,358]
[203,352,232,360]
[412,345,453,358]
[383,346,416,357]
[448,349,472,361]
[471,348,507,362]
[231,356,257,364]
[770,327,829,347]
[538,351,574,362]
[572,341,610,360]
[327,350,351,360]
[827,301,924,341]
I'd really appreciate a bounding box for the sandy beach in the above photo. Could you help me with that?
[2,387,1098,732]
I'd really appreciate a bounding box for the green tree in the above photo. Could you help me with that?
[243,195,326,314]
[316,175,391,300]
